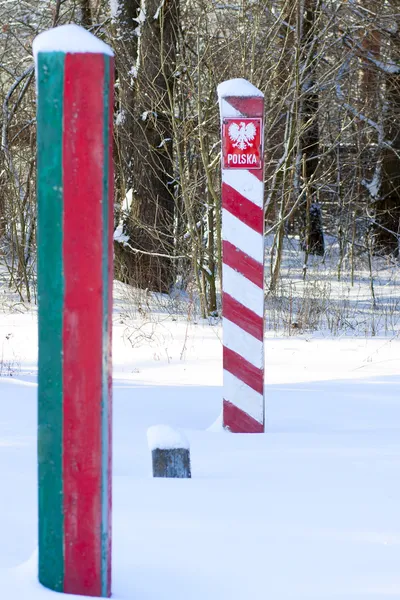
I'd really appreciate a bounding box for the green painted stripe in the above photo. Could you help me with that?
[101,53,110,597]
[37,51,65,592]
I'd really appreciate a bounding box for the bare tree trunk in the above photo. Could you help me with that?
[0,156,6,239]
[111,0,141,195]
[299,0,324,256]
[118,0,178,293]
[379,9,400,256]
[79,0,92,27]
[111,0,141,288]
[357,3,388,255]
[207,199,217,314]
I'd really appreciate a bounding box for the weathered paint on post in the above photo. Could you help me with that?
[217,79,265,433]
[151,449,192,478]
[147,425,191,477]
[34,24,114,597]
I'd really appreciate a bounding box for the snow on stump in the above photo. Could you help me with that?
[33,24,114,598]
[147,425,191,478]
[217,78,266,434]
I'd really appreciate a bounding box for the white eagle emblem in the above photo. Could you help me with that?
[228,121,257,150]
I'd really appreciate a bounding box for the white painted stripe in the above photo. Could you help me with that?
[223,369,264,423]
[220,98,242,118]
[222,209,264,263]
[223,264,264,317]
[223,317,263,369]
[222,169,264,208]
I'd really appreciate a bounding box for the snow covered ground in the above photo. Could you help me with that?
[1,283,400,599]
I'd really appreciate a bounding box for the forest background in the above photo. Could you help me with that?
[1,0,399,330]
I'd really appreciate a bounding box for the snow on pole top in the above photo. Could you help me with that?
[147,425,190,451]
[217,78,264,99]
[32,24,114,63]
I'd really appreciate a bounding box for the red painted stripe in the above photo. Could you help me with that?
[223,293,264,341]
[223,346,263,394]
[223,240,263,289]
[106,58,114,598]
[222,183,263,234]
[250,167,263,182]
[223,400,264,433]
[62,53,104,597]
[223,96,264,117]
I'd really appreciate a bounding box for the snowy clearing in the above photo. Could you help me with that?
[1,282,400,599]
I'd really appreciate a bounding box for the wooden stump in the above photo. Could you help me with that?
[152,448,191,478]
[148,425,191,478]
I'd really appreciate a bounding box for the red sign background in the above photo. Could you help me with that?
[222,118,262,170]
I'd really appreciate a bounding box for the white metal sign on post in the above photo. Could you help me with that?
[217,78,265,433]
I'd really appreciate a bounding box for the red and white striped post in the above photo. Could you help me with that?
[217,78,265,433]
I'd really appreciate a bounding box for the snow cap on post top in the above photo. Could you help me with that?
[33,23,114,66]
[217,78,264,99]
[217,78,264,119]
[147,425,190,452]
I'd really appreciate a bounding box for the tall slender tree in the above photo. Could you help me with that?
[379,1,400,255]
[299,0,324,256]
[114,0,179,292]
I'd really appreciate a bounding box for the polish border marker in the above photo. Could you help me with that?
[217,78,265,433]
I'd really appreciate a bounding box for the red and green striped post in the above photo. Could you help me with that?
[34,24,114,597]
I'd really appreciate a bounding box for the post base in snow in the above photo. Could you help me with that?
[151,448,191,478]
[223,400,264,433]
